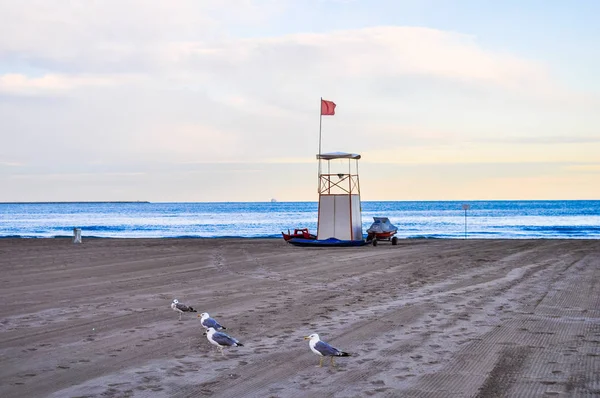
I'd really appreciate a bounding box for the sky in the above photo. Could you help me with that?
[1,0,599,202]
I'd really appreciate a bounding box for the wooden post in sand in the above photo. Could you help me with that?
[73,228,82,244]
[462,204,470,239]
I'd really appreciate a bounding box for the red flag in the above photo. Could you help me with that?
[321,99,336,115]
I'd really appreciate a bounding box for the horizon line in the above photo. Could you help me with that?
[1,199,599,205]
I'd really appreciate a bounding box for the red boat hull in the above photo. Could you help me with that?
[282,228,316,241]
[372,231,396,238]
[367,230,398,241]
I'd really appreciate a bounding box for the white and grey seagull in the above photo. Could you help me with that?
[198,312,227,330]
[171,299,197,321]
[205,327,243,355]
[304,333,351,367]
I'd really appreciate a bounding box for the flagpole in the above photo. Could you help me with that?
[318,96,323,157]
[318,97,322,191]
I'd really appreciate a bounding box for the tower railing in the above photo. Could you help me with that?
[318,174,360,195]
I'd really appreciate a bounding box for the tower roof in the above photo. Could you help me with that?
[316,152,361,160]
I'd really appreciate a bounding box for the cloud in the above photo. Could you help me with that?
[260,27,543,84]
[0,0,286,74]
[9,172,147,180]
[0,73,133,96]
[153,26,562,111]
[478,135,600,145]
[0,161,24,167]
[1,2,599,201]
[1,2,559,99]
[142,123,244,160]
[565,164,600,173]
[361,141,600,166]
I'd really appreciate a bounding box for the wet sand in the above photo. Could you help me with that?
[0,238,599,397]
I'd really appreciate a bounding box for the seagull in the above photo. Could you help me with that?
[304,333,350,367]
[198,312,227,330]
[171,299,197,321]
[205,327,243,355]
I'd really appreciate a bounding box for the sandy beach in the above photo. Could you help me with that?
[0,238,598,397]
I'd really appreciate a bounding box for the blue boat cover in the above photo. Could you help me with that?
[287,237,367,247]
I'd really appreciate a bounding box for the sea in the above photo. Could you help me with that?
[0,200,598,239]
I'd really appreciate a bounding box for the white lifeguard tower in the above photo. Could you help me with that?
[316,152,363,241]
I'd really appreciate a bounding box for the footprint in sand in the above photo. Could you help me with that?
[138,385,164,392]
[166,369,184,377]
[108,382,129,388]
[357,358,374,364]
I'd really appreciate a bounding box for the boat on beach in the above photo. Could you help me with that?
[281,228,317,241]
[366,217,398,245]
[287,237,367,247]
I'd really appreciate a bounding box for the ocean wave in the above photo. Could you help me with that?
[2,201,599,239]
[520,225,600,235]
